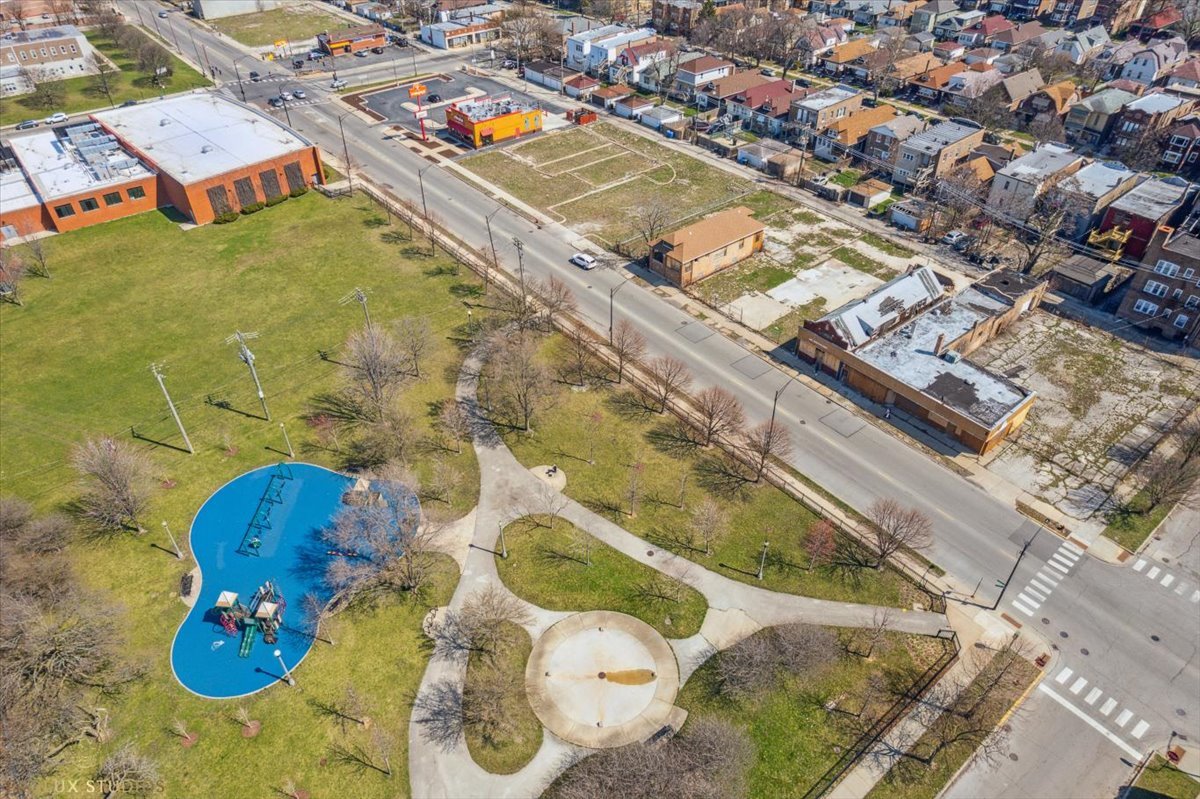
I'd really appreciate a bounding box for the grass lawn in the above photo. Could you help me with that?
[832,170,863,189]
[500,359,920,608]
[208,6,346,47]
[571,152,656,186]
[678,628,950,798]
[462,123,756,246]
[860,232,914,259]
[693,255,795,302]
[1103,491,1175,552]
[1134,755,1200,799]
[764,301,828,345]
[0,34,210,127]
[496,515,708,637]
[464,622,542,774]
[867,651,1040,799]
[833,245,897,279]
[2,193,483,796]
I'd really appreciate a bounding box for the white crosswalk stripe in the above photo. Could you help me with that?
[1049,559,1071,574]
[1039,569,1061,584]
[1147,566,1161,579]
[1131,720,1150,739]
[1100,698,1118,716]
[1023,586,1046,602]
[1031,577,1054,594]
[1133,558,1147,571]
[1012,599,1035,616]
[1051,553,1076,570]
[1115,709,1133,727]
[1056,547,1080,562]
[1062,541,1085,555]
[1055,666,1073,684]
[1018,591,1042,607]
[1069,677,1088,695]
[1085,688,1103,705]
[1192,590,1200,603]
[1162,574,1175,588]
[1175,582,1189,595]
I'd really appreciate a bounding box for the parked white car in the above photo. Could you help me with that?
[940,230,968,247]
[44,112,67,124]
[569,253,597,270]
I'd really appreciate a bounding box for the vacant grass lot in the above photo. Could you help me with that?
[464,621,542,774]
[693,255,795,302]
[0,34,210,127]
[462,123,756,247]
[867,652,1040,799]
[208,6,346,47]
[1104,490,1175,552]
[500,355,919,607]
[2,194,483,797]
[496,516,708,637]
[679,628,949,798]
[832,245,896,279]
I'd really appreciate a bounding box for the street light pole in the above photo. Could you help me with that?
[770,379,794,429]
[279,422,294,459]
[484,207,502,294]
[232,58,248,102]
[498,522,508,559]
[273,648,296,686]
[161,521,183,560]
[757,540,769,580]
[608,280,628,343]
[336,109,355,194]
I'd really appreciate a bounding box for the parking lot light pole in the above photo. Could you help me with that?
[273,649,296,686]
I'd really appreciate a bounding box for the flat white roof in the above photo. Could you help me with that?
[7,125,151,202]
[92,94,313,185]
[0,167,40,213]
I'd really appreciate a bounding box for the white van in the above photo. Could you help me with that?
[330,78,348,89]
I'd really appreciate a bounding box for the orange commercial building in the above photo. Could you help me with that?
[444,94,542,148]
[0,94,323,241]
[318,24,387,55]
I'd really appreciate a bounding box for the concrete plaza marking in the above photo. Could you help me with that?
[1038,684,1143,761]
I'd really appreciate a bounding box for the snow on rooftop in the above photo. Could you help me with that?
[7,124,151,202]
[92,95,312,185]
[857,288,1030,427]
[1125,92,1184,114]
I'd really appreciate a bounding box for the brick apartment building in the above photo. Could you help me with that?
[892,120,985,187]
[1115,218,1200,346]
[0,24,95,96]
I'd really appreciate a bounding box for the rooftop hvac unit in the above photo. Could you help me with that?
[942,350,962,363]
[201,145,214,153]
[159,118,171,126]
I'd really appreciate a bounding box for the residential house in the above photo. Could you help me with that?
[942,65,1005,109]
[648,206,766,287]
[1091,39,1145,82]
[891,52,945,82]
[1050,253,1128,303]
[797,24,850,68]
[909,0,958,32]
[1096,0,1152,35]
[1053,25,1110,65]
[1065,87,1138,146]
[1110,91,1196,152]
[880,0,921,28]
[906,31,937,52]
[893,119,987,185]
[637,51,701,95]
[563,73,601,100]
[908,61,967,103]
[821,38,878,76]
[932,40,968,62]
[791,84,863,129]
[1098,175,1196,258]
[1052,160,1142,239]
[592,85,633,110]
[737,138,795,170]
[1115,219,1200,345]
[995,68,1044,110]
[795,266,1042,455]
[1048,0,1099,27]
[1121,38,1189,85]
[934,9,985,39]
[697,71,774,111]
[728,79,805,137]
[957,14,1014,48]
[965,47,1002,66]
[565,25,656,74]
[864,113,929,166]
[521,61,579,92]
[991,21,1046,52]
[1018,80,1080,126]
[971,141,1022,171]
[1161,116,1200,177]
[673,55,734,100]
[608,40,674,86]
[651,0,739,35]
[613,95,655,119]
[814,104,900,160]
[987,142,1085,216]
[1130,7,1183,40]
[1166,60,1200,91]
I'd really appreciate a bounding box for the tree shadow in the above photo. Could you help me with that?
[380,229,411,244]
[536,544,589,568]
[362,215,388,228]
[307,390,369,426]
[449,282,484,299]
[646,420,702,457]
[580,494,627,521]
[605,389,658,422]
[693,454,752,501]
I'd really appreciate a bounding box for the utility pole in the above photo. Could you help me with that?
[770,379,793,429]
[512,236,527,319]
[227,331,270,421]
[339,287,372,328]
[337,110,355,194]
[151,364,194,455]
[484,207,502,294]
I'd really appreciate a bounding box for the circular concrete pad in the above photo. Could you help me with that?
[525,611,682,748]
[530,464,567,491]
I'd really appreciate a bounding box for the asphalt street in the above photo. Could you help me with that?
[110,4,1200,794]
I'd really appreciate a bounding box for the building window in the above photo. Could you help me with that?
[1184,268,1195,279]
[1176,314,1191,329]
[1174,288,1184,299]
[103,191,123,206]
[54,204,75,219]
[49,47,57,55]
[1144,279,1169,297]
[128,186,146,200]
[1156,259,1181,277]
[1133,299,1159,315]
[1187,295,1200,309]
[41,47,47,56]
[79,198,99,212]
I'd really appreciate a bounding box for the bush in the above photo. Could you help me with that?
[289,186,309,198]
[213,211,239,224]
[265,194,288,207]
[239,201,265,215]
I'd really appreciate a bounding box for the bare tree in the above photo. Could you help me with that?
[806,518,837,570]
[484,332,553,431]
[89,53,118,108]
[422,458,463,506]
[0,253,27,306]
[433,585,533,663]
[693,386,745,446]
[71,437,154,533]
[625,461,645,518]
[437,399,472,454]
[96,8,124,40]
[552,717,753,799]
[691,497,728,555]
[644,356,692,413]
[997,185,1074,276]
[744,418,792,482]
[395,317,431,378]
[501,5,559,62]
[345,406,417,471]
[27,66,65,110]
[853,607,894,658]
[631,204,673,257]
[22,237,50,279]
[538,275,577,330]
[520,479,569,528]
[1139,452,1200,512]
[610,318,646,384]
[344,325,408,420]
[96,744,161,797]
[560,324,595,387]
[717,624,839,700]
[323,464,437,607]
[936,164,985,233]
[1173,415,1200,468]
[866,498,933,568]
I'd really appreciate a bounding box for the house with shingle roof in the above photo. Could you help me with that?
[821,38,879,75]
[1167,59,1200,90]
[648,206,765,287]
[957,14,1015,47]
[991,20,1046,51]
[908,61,968,102]
[996,67,1044,109]
[696,71,774,111]
[1054,25,1109,64]
[727,79,806,136]
[1065,87,1139,146]
[814,104,901,160]
[1121,37,1189,85]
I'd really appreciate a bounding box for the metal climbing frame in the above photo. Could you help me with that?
[236,463,294,557]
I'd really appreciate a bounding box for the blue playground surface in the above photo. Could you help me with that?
[171,463,353,699]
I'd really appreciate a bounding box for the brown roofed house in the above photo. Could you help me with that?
[648,206,766,287]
